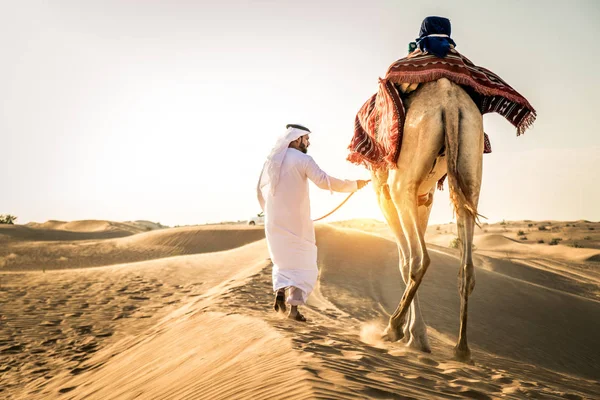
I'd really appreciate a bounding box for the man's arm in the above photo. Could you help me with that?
[305,155,365,193]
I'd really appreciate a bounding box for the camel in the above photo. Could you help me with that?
[371,77,483,362]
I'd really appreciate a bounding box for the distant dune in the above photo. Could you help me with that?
[0,222,265,271]
[1,219,598,399]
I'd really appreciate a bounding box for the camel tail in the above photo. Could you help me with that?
[443,105,479,223]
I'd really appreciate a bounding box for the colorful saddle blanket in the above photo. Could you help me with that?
[347,49,536,169]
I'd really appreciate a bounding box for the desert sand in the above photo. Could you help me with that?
[1,219,599,399]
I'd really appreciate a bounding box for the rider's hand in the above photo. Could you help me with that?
[356,180,370,190]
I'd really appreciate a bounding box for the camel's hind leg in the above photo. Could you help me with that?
[451,101,483,362]
[454,205,477,362]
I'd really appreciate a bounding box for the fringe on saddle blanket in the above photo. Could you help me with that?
[347,48,537,182]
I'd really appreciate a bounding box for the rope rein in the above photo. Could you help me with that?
[312,191,357,222]
[312,180,370,222]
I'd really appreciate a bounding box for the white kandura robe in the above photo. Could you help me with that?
[258,148,358,305]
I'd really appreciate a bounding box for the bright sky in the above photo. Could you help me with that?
[2,0,599,226]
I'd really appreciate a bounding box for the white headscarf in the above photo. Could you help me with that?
[257,126,309,209]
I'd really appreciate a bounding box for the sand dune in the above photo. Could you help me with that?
[25,219,159,234]
[0,224,265,271]
[1,239,271,398]
[1,220,599,399]
[472,234,600,263]
[2,219,167,242]
[315,225,600,379]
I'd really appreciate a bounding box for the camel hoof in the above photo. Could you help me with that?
[382,325,404,342]
[407,337,432,353]
[452,345,473,364]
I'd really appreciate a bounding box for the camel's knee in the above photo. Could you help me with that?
[399,260,410,282]
[458,263,475,296]
[390,181,418,203]
[409,255,431,282]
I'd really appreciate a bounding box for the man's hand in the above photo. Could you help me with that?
[356,180,370,190]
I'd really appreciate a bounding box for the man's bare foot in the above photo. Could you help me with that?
[273,290,286,313]
[287,306,307,322]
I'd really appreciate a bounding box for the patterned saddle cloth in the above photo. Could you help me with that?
[347,49,536,170]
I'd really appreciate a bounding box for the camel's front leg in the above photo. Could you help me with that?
[384,173,431,342]
[405,191,435,352]
[372,171,414,342]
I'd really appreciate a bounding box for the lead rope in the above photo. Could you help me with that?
[312,180,370,222]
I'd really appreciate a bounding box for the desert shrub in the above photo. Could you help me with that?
[0,215,17,224]
[500,220,507,225]
[589,227,595,231]
[538,226,548,231]
[570,242,583,248]
[549,238,562,246]
[528,223,534,227]
[537,239,545,244]
[520,236,528,241]
[449,237,476,250]
[517,230,526,236]
[436,226,441,231]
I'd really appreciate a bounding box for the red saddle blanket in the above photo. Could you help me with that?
[347,50,536,169]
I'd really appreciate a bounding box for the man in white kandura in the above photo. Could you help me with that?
[257,124,369,322]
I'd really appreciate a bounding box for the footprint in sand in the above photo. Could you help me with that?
[417,355,439,367]
[75,325,93,334]
[65,312,82,318]
[41,338,58,346]
[70,366,89,375]
[129,295,150,301]
[458,388,493,400]
[77,342,98,353]
[491,373,513,384]
[1,344,25,354]
[39,320,61,327]
[32,367,51,375]
[562,393,583,400]
[403,374,436,385]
